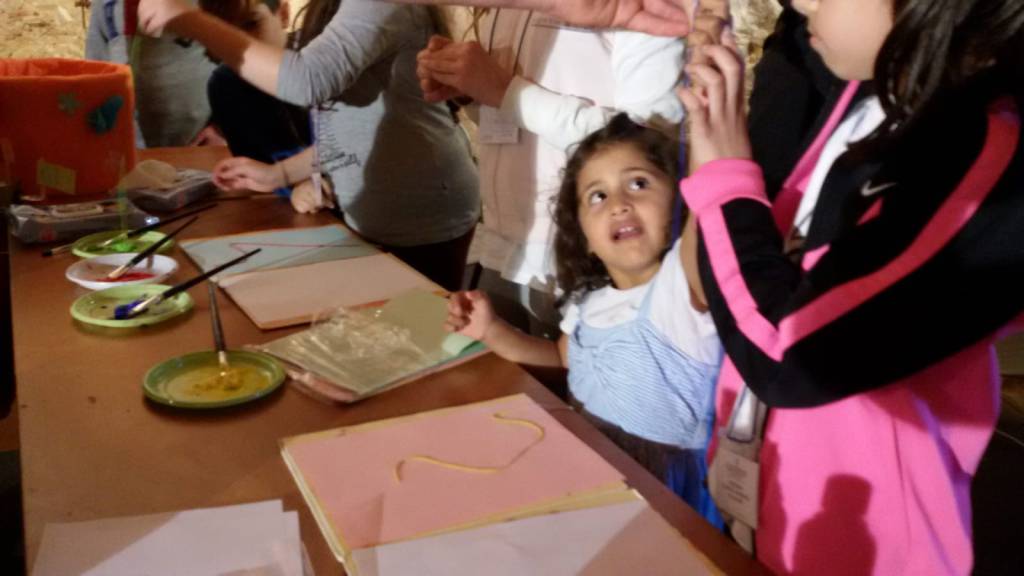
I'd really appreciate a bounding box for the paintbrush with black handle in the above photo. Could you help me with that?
[113,248,261,320]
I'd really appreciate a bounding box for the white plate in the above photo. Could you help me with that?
[66,253,178,291]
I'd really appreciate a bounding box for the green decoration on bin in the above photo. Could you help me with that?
[87,95,125,134]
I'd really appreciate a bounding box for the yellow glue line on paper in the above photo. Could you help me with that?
[393,412,545,482]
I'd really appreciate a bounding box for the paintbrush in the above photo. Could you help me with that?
[207,282,229,370]
[106,215,199,280]
[42,202,217,257]
[113,248,262,320]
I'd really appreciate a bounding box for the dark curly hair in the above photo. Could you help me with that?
[553,113,680,306]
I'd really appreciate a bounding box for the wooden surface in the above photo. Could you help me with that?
[11,147,769,575]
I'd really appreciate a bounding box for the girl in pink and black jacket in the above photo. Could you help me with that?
[679,0,1024,574]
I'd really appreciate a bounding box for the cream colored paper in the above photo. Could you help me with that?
[221,254,438,329]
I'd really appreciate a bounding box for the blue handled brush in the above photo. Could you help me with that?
[113,248,262,320]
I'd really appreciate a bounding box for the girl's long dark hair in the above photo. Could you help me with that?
[553,114,680,306]
[868,0,1024,148]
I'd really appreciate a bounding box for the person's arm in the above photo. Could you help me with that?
[481,320,566,368]
[446,291,565,368]
[681,45,1024,408]
[680,213,708,312]
[417,30,684,151]
[388,0,691,36]
[212,147,314,192]
[85,0,112,60]
[278,148,316,186]
[503,30,685,151]
[274,0,413,106]
[138,0,284,94]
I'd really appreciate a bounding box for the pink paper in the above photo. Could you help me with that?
[285,395,625,549]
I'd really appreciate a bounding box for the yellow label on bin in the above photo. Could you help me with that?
[37,159,77,194]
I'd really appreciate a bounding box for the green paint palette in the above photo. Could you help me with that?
[72,230,174,258]
[70,284,193,328]
[144,351,285,409]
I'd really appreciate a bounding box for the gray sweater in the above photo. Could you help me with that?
[277,0,479,246]
[85,0,215,147]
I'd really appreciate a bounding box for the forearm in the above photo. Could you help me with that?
[166,11,283,95]
[387,0,549,9]
[502,32,684,150]
[500,78,609,150]
[278,148,315,186]
[483,320,564,368]
[680,213,708,311]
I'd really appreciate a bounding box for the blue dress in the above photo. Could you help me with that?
[567,283,724,528]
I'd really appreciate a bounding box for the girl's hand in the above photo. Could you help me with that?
[417,40,512,108]
[189,125,227,147]
[212,157,283,192]
[678,36,752,171]
[137,0,195,37]
[289,179,334,214]
[417,36,467,103]
[687,9,729,69]
[445,291,496,341]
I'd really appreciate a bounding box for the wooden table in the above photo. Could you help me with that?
[11,147,768,575]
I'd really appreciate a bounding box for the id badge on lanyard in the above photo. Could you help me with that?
[478,106,520,144]
[477,9,530,145]
[310,108,323,205]
[708,386,766,534]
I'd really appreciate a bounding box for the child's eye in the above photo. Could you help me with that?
[628,177,650,191]
[587,190,607,206]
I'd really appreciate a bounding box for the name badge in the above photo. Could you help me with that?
[479,106,520,145]
[710,445,760,529]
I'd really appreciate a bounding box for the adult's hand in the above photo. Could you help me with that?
[417,38,512,107]
[212,157,283,192]
[416,36,467,103]
[389,0,690,36]
[138,0,195,37]
[546,0,690,36]
[189,125,228,147]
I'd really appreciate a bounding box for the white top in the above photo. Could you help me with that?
[560,239,722,367]
[795,96,886,235]
[473,9,685,292]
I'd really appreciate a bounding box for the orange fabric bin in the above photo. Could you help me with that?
[0,58,136,201]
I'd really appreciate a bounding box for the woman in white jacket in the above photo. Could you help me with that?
[418,7,685,339]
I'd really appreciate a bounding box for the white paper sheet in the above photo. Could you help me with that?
[350,499,720,576]
[33,500,303,576]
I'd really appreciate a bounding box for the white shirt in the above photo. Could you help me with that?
[560,239,722,367]
[795,96,886,235]
[473,9,686,292]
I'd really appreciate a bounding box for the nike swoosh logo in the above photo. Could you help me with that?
[861,181,897,197]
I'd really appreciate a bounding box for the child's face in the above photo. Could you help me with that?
[793,0,893,80]
[576,143,675,289]
[241,2,289,48]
